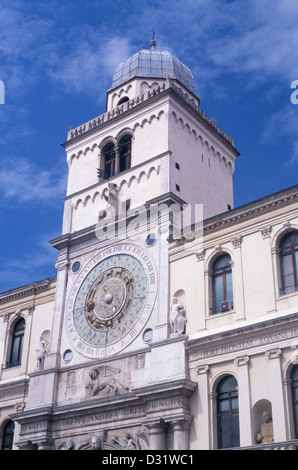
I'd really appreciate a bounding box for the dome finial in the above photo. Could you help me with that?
[150,30,156,50]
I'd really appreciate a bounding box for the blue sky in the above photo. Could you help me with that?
[0,0,297,293]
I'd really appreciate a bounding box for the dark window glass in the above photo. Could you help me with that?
[291,364,298,438]
[212,254,233,313]
[117,96,129,106]
[119,135,131,172]
[280,231,298,294]
[103,142,116,178]
[1,421,15,450]
[8,318,25,367]
[217,375,239,449]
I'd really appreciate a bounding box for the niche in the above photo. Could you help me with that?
[252,399,273,444]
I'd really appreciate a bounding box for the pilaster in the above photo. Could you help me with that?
[196,364,210,449]
[234,355,252,446]
[265,348,288,441]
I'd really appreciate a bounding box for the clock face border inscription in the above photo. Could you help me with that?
[65,243,158,359]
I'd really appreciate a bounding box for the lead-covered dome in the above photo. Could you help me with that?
[111,40,195,94]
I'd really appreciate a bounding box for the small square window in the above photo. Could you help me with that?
[176,184,180,192]
[175,162,180,170]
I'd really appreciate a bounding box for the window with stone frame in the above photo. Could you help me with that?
[1,421,15,450]
[8,318,25,368]
[217,375,240,449]
[280,231,298,295]
[212,253,233,314]
[119,134,132,172]
[103,142,116,178]
[291,364,298,438]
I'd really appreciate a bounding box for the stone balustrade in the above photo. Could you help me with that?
[224,439,298,450]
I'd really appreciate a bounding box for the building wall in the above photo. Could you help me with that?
[169,186,298,449]
[0,278,56,449]
[168,98,236,219]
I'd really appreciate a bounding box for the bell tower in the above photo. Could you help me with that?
[12,39,239,451]
[62,38,238,236]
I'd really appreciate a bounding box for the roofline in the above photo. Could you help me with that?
[62,79,238,154]
[0,276,57,301]
[199,183,298,237]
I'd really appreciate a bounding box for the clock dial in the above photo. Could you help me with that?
[66,244,157,358]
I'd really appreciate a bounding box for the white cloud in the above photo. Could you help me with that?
[261,103,298,166]
[1,0,297,102]
[0,233,58,292]
[48,35,132,98]
[199,0,298,83]
[0,158,66,205]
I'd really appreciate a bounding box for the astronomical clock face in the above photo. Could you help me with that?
[66,243,157,359]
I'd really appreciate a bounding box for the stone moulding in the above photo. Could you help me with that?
[0,277,56,303]
[64,79,235,150]
[73,165,160,211]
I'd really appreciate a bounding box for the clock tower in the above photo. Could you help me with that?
[13,39,239,451]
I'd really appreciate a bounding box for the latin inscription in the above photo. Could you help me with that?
[53,397,183,431]
[21,421,48,434]
[200,328,298,358]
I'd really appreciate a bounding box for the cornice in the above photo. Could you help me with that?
[62,80,237,153]
[202,184,298,235]
[186,310,298,353]
[0,277,56,303]
[65,150,170,202]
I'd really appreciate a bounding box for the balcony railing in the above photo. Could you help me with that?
[223,439,298,450]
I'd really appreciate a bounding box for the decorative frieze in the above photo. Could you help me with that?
[195,324,298,359]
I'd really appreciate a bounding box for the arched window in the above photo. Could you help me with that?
[217,375,240,449]
[212,254,233,313]
[8,318,25,367]
[280,231,298,295]
[1,421,15,450]
[117,96,129,106]
[291,364,298,438]
[119,134,132,172]
[102,142,116,179]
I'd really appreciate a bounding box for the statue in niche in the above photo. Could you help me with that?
[36,336,47,369]
[85,365,129,398]
[170,296,186,334]
[257,411,274,444]
[102,183,120,217]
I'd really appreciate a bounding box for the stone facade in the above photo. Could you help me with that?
[0,43,298,451]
